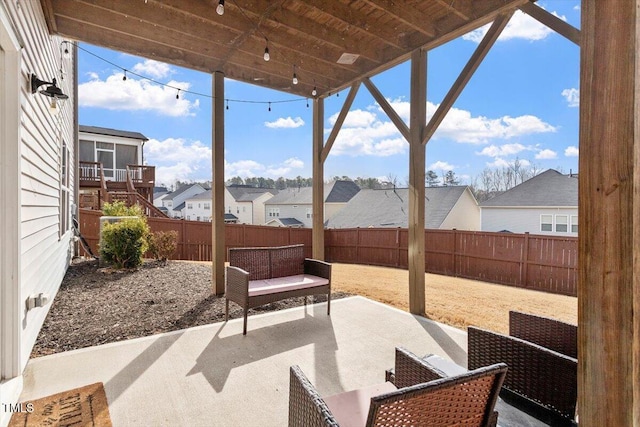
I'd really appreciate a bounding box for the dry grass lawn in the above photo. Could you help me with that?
[331,263,577,335]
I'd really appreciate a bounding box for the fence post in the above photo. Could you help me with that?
[182,219,187,259]
[396,228,400,267]
[356,228,360,264]
[522,232,530,288]
[452,229,457,276]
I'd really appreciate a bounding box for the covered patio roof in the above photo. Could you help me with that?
[41,0,536,98]
[38,0,640,424]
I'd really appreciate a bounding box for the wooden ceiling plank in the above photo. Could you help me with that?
[519,2,580,46]
[423,12,514,145]
[236,0,393,64]
[363,77,410,142]
[40,0,58,33]
[360,0,437,37]
[302,0,416,50]
[433,0,470,21]
[321,82,362,162]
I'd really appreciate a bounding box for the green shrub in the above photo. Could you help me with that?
[102,201,144,217]
[148,230,178,264]
[100,218,150,269]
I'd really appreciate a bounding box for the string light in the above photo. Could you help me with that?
[292,65,298,85]
[216,0,224,15]
[226,99,229,110]
[312,86,317,96]
[176,89,180,99]
[62,42,71,59]
[306,98,309,108]
[122,70,127,81]
[263,45,270,62]
[73,42,307,108]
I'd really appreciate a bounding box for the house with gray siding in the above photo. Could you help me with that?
[265,180,360,227]
[325,186,480,230]
[480,169,578,236]
[0,2,76,423]
[162,183,207,218]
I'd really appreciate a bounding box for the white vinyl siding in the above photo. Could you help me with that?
[2,0,76,379]
[481,207,578,236]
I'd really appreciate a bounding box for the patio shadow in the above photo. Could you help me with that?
[414,315,467,367]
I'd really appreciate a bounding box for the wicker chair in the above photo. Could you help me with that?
[468,311,577,423]
[289,347,507,427]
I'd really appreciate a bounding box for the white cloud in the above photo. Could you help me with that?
[132,59,174,79]
[463,9,564,43]
[225,160,265,178]
[86,71,99,80]
[264,116,305,129]
[329,109,377,127]
[79,73,199,117]
[562,88,579,107]
[283,157,304,169]
[145,138,211,186]
[565,146,579,157]
[486,157,531,169]
[476,143,529,157]
[429,161,455,171]
[535,149,558,159]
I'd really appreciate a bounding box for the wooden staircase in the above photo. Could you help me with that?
[79,162,168,218]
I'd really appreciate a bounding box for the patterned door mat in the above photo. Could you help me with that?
[9,382,112,427]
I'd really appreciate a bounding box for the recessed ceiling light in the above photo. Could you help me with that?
[337,53,359,65]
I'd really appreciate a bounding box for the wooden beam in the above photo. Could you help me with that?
[422,12,513,145]
[433,0,470,21]
[363,77,410,142]
[519,2,580,46]
[312,97,325,260]
[211,71,225,295]
[321,82,361,162]
[408,48,426,315]
[360,0,436,37]
[578,0,640,424]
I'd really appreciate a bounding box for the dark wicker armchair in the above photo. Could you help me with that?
[289,347,507,427]
[468,311,577,423]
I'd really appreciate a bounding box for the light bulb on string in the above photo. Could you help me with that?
[268,102,271,112]
[176,89,180,99]
[122,70,127,81]
[226,99,229,110]
[263,46,270,62]
[312,86,317,96]
[292,65,298,85]
[306,98,309,108]
[62,43,71,59]
[216,0,224,15]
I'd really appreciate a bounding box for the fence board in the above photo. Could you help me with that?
[77,210,577,296]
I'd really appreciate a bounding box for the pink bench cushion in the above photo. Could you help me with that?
[248,274,329,297]
[324,382,397,427]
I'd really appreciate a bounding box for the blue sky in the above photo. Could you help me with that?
[77,1,580,188]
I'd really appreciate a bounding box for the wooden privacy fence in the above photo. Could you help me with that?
[78,209,577,296]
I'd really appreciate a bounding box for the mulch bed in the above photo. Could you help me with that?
[32,259,350,358]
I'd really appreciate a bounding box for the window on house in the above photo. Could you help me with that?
[237,207,239,214]
[540,214,553,232]
[197,216,200,221]
[306,208,312,219]
[187,203,193,209]
[571,215,578,233]
[268,208,280,217]
[555,215,568,232]
[204,203,210,210]
[187,215,191,220]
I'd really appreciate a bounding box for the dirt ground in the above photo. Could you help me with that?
[33,259,576,357]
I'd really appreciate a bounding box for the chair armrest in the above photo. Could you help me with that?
[304,259,331,280]
[468,326,577,420]
[225,266,249,302]
[288,366,339,427]
[392,347,446,389]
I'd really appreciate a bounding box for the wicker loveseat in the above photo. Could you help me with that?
[225,244,331,335]
[289,347,507,427]
[468,311,577,424]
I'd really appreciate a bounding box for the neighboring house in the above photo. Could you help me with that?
[265,180,360,227]
[0,2,76,422]
[325,186,480,230]
[162,184,207,218]
[479,169,578,236]
[78,125,156,210]
[184,185,276,224]
[153,187,169,208]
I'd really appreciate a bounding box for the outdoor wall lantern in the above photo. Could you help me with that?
[31,73,69,115]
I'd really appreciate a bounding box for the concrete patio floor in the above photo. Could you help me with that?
[20,296,549,426]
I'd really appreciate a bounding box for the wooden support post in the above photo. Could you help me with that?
[211,71,225,295]
[579,1,640,424]
[312,97,325,260]
[408,49,426,315]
